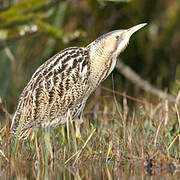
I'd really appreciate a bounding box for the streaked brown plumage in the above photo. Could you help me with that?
[11,23,146,139]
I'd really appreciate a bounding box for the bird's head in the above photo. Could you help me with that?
[87,23,147,63]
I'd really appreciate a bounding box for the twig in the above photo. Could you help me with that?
[116,61,176,103]
[100,85,150,105]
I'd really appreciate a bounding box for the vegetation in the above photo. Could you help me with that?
[0,0,179,178]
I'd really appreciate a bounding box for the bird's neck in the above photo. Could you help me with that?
[88,51,117,89]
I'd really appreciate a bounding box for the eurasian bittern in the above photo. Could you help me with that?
[11,23,147,139]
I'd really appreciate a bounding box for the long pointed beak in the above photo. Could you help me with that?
[126,23,147,37]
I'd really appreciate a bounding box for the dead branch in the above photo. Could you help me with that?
[116,61,177,103]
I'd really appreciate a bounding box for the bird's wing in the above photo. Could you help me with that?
[11,47,90,135]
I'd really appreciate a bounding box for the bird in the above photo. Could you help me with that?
[10,23,147,139]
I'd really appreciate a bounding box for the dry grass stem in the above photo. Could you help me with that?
[167,134,179,152]
[0,149,9,162]
[65,128,95,165]
[106,140,113,162]
[164,100,169,125]
[154,117,164,147]
[72,128,95,166]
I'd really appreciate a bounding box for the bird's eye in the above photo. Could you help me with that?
[115,36,119,40]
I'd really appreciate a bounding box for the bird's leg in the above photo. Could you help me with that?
[75,117,93,153]
[74,114,84,142]
[75,118,82,139]
[44,128,54,162]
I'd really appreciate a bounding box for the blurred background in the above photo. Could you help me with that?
[0,0,179,124]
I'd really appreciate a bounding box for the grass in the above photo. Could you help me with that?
[0,91,180,178]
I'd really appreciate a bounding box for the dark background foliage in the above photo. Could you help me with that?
[0,0,179,118]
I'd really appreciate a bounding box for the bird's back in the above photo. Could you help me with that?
[11,47,90,139]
